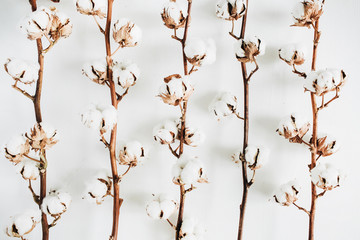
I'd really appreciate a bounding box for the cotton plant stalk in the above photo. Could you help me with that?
[274,1,346,239]
[76,0,144,239]
[3,1,72,240]
[211,0,267,239]
[146,0,216,239]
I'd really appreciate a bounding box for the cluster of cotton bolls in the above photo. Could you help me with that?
[158,75,194,106]
[208,92,239,120]
[117,141,147,166]
[81,104,117,134]
[21,6,72,41]
[279,44,306,66]
[84,170,112,205]
[216,0,246,21]
[41,190,71,217]
[180,217,206,240]
[146,194,178,220]
[184,38,216,67]
[310,163,345,191]
[304,69,346,96]
[276,113,310,144]
[4,59,39,84]
[76,0,107,18]
[161,0,188,29]
[291,0,323,27]
[172,156,207,186]
[232,145,269,170]
[234,36,265,63]
[5,210,41,238]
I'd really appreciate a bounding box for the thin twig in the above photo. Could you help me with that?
[100,134,110,148]
[117,88,130,103]
[293,202,310,216]
[246,60,259,81]
[317,88,339,111]
[247,170,256,187]
[168,145,179,158]
[24,154,41,163]
[111,45,122,57]
[167,219,176,229]
[12,82,34,100]
[120,165,132,178]
[229,20,240,40]
[316,190,327,198]
[171,28,182,42]
[292,64,307,78]
[93,15,105,34]
[48,215,61,228]
[28,180,40,205]
[235,112,244,120]
[189,65,197,75]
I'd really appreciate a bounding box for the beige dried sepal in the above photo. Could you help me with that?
[49,8,73,41]
[118,147,145,167]
[292,1,323,28]
[4,141,30,164]
[26,124,58,151]
[236,39,263,63]
[279,50,305,66]
[277,115,310,143]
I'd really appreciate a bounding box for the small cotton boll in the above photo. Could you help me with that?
[113,61,140,89]
[159,75,194,106]
[315,133,339,157]
[5,135,29,157]
[21,7,52,40]
[216,0,246,21]
[153,120,178,145]
[279,44,305,66]
[172,157,207,185]
[161,1,187,29]
[18,159,40,180]
[244,145,269,170]
[184,38,216,67]
[184,126,205,147]
[117,141,146,166]
[234,36,265,63]
[273,180,300,206]
[181,218,206,239]
[41,190,71,216]
[81,104,103,130]
[113,19,142,48]
[292,0,323,27]
[100,105,118,131]
[6,210,41,237]
[4,59,39,84]
[146,194,178,219]
[209,92,239,120]
[276,113,310,143]
[311,163,345,190]
[82,60,107,84]
[76,0,107,18]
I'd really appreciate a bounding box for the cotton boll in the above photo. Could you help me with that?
[292,0,323,27]
[184,125,205,147]
[146,194,178,219]
[172,157,207,186]
[117,141,146,166]
[99,105,118,131]
[82,60,107,84]
[304,69,346,96]
[161,1,187,29]
[216,0,246,21]
[20,7,52,40]
[315,133,339,157]
[209,92,239,120]
[5,210,41,238]
[41,190,71,216]
[49,8,73,41]
[276,113,310,143]
[26,123,58,151]
[279,44,305,66]
[81,104,103,130]
[76,0,107,18]
[113,61,140,89]
[159,75,194,106]
[5,134,29,157]
[234,36,265,63]
[311,163,345,190]
[273,180,301,206]
[4,58,39,84]
[244,145,269,170]
[184,38,216,67]
[153,120,179,145]
[85,171,112,204]
[181,218,206,239]
[18,159,40,180]
[113,19,142,48]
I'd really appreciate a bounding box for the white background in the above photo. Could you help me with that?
[0,0,359,239]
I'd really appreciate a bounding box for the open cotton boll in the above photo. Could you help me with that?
[113,61,140,89]
[184,38,216,67]
[153,120,178,145]
[279,44,306,65]
[5,135,29,157]
[113,18,142,48]
[159,75,194,106]
[304,69,346,96]
[18,159,40,180]
[4,58,39,84]
[81,104,103,130]
[76,0,107,18]
[5,210,41,238]
[184,125,205,147]
[315,133,339,157]
[20,7,52,40]
[82,60,107,84]
[146,194,178,220]
[117,141,146,166]
[234,36,265,63]
[216,0,246,21]
[273,180,301,206]
[172,156,207,185]
[181,218,206,239]
[292,2,306,20]
[40,122,57,139]
[41,190,71,216]
[244,145,269,170]
[85,169,112,204]
[291,0,323,27]
[276,113,310,143]
[209,92,239,120]
[161,1,187,29]
[311,163,345,190]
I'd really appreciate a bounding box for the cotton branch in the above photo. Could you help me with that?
[293,202,310,216]
[12,82,34,100]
